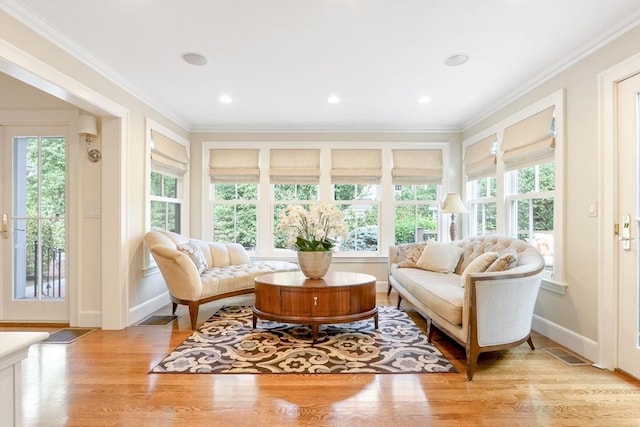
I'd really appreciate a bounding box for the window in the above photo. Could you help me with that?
[148,127,188,234]
[391,149,444,244]
[507,162,555,270]
[467,176,497,235]
[331,149,382,253]
[150,171,182,233]
[393,184,439,243]
[502,105,557,274]
[270,149,320,250]
[203,143,451,257]
[145,120,189,272]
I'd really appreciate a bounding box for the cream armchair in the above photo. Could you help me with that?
[144,230,298,329]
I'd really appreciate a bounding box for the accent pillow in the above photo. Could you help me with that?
[396,243,427,268]
[485,249,519,272]
[460,251,498,287]
[177,242,208,275]
[415,241,465,273]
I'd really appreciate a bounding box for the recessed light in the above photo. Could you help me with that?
[418,96,431,104]
[445,54,470,66]
[182,52,208,66]
[327,94,340,104]
[219,94,232,104]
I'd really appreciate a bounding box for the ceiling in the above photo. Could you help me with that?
[3,0,640,132]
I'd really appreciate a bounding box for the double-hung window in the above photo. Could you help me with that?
[503,106,556,274]
[209,149,259,251]
[391,149,443,244]
[464,134,497,236]
[149,128,188,234]
[271,149,320,250]
[331,149,381,253]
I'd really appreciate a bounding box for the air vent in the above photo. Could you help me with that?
[542,347,590,366]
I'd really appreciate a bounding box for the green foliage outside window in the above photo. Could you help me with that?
[393,184,438,244]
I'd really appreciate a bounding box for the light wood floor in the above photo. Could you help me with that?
[3,293,640,427]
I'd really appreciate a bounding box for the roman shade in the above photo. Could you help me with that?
[150,129,189,174]
[391,149,443,185]
[502,106,555,170]
[209,149,260,183]
[464,134,497,180]
[331,149,382,183]
[270,149,321,184]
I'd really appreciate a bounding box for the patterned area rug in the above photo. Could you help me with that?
[151,305,456,374]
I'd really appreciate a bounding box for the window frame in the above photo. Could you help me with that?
[143,118,190,274]
[200,142,451,259]
[462,89,566,293]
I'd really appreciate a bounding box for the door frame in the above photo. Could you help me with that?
[0,39,130,329]
[597,53,640,370]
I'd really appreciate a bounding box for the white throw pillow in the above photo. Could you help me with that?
[460,251,498,287]
[177,242,208,275]
[416,241,465,273]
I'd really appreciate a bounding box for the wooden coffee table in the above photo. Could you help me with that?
[253,271,378,343]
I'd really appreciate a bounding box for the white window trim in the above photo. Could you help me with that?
[201,141,450,258]
[466,176,497,236]
[463,89,566,294]
[143,118,190,275]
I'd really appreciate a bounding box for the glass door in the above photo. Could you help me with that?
[1,126,69,321]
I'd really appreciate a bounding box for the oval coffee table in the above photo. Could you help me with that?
[253,271,378,343]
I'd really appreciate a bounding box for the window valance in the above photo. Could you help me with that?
[209,148,260,183]
[270,149,321,184]
[502,106,555,170]
[331,149,382,184]
[150,129,189,174]
[391,149,443,185]
[464,134,497,180]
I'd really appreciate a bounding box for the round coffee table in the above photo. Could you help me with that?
[253,271,378,343]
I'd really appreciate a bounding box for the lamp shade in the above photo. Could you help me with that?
[441,193,467,213]
[78,115,97,136]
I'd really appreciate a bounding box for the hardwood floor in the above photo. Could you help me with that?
[3,293,640,427]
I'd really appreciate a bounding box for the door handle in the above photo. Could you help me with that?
[619,213,633,251]
[2,213,7,239]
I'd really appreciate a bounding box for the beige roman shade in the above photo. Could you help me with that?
[150,129,189,174]
[502,106,555,170]
[464,134,497,180]
[391,149,443,185]
[331,149,382,183]
[270,149,321,184]
[209,148,260,183]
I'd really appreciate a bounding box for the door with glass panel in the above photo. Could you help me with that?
[617,72,640,379]
[1,126,69,321]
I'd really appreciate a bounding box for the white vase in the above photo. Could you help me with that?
[297,251,333,279]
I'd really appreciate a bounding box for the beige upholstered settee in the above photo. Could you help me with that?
[388,235,545,380]
[144,230,298,329]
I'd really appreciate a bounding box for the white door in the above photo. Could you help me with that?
[1,126,69,321]
[617,73,640,379]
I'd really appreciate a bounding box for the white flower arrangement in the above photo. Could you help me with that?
[276,203,349,251]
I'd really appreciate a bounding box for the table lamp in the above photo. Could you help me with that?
[441,193,467,241]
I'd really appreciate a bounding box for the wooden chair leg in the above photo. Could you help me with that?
[171,302,178,315]
[187,301,200,330]
[527,335,535,350]
[396,294,403,309]
[426,318,434,343]
[466,345,479,381]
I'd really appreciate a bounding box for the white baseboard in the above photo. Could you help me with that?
[128,291,171,326]
[532,314,598,363]
[75,311,102,328]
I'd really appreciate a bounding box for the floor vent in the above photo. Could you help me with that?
[135,315,178,326]
[41,328,95,344]
[542,347,590,366]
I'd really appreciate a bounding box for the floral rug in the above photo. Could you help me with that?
[151,305,456,374]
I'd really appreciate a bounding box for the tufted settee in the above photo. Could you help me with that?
[388,235,545,380]
[144,230,298,329]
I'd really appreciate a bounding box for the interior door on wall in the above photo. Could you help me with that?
[617,73,640,380]
[1,125,69,322]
